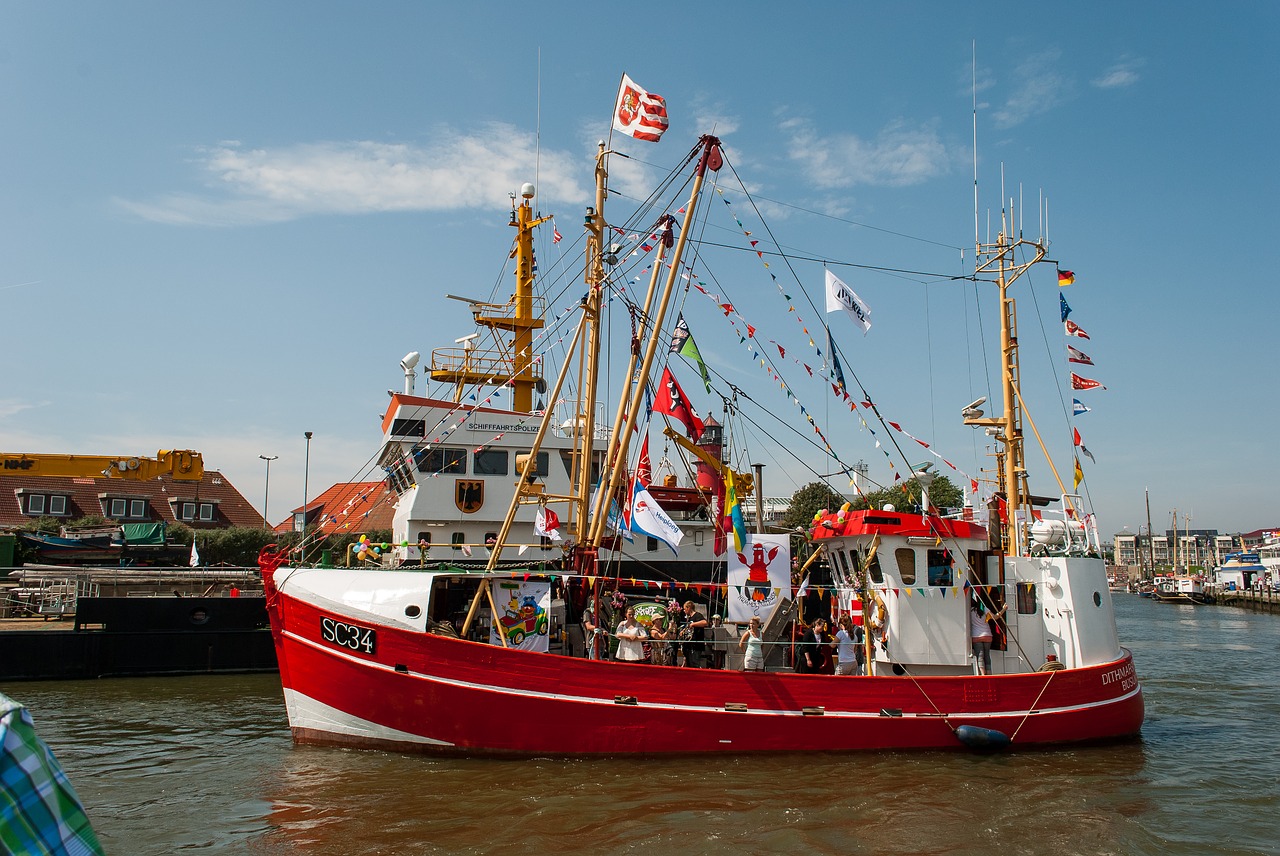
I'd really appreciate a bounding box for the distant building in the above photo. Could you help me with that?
[276,481,395,534]
[1,470,263,531]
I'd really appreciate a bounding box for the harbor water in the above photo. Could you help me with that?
[7,596,1278,855]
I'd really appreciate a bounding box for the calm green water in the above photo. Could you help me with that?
[6,596,1278,855]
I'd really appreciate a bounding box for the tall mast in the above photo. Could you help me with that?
[569,143,610,543]
[1152,486,1162,580]
[967,200,1045,555]
[586,135,723,548]
[430,185,549,411]
[486,145,610,569]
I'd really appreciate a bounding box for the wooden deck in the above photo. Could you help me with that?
[1214,588,1280,613]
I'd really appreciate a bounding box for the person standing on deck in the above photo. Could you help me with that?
[834,615,861,675]
[796,618,824,674]
[739,616,765,671]
[614,607,647,662]
[680,601,709,668]
[969,599,1005,675]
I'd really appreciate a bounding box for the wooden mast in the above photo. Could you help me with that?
[486,144,610,569]
[586,135,723,548]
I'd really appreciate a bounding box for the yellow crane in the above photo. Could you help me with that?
[0,450,204,481]
[660,427,753,497]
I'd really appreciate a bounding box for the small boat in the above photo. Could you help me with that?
[1151,574,1214,605]
[262,101,1143,755]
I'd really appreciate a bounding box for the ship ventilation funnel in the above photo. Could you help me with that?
[400,351,420,395]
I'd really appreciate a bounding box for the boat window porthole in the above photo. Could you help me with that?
[189,608,209,625]
[405,604,422,618]
[1093,591,1102,607]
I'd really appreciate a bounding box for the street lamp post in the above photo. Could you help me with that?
[259,455,277,530]
[302,432,313,534]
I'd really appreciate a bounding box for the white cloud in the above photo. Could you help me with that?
[691,95,740,138]
[1093,57,1144,89]
[992,49,1071,129]
[118,124,591,226]
[782,117,954,189]
[0,398,48,419]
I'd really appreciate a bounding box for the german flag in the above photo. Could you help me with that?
[1058,269,1075,287]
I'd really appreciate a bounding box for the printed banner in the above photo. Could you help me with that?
[489,579,551,651]
[825,270,871,333]
[726,534,792,624]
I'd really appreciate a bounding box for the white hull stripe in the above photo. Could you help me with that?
[282,628,1142,722]
[283,687,454,747]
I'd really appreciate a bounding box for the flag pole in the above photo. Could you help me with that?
[586,136,722,547]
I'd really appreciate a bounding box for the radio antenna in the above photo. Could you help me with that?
[972,40,980,252]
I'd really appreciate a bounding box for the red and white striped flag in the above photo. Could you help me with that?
[552,226,562,244]
[613,74,668,142]
[1071,372,1106,391]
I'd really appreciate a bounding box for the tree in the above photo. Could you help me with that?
[853,475,964,514]
[780,482,846,532]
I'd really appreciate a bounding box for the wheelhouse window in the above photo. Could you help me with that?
[473,450,508,476]
[515,450,549,478]
[895,547,916,586]
[451,532,465,551]
[416,447,466,475]
[416,531,431,547]
[1016,581,1037,614]
[390,418,425,438]
[926,549,953,586]
[865,550,885,583]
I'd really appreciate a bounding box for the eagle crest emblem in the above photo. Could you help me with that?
[455,479,484,513]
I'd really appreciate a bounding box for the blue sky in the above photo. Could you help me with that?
[2,2,1276,537]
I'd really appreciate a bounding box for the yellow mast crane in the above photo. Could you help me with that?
[963,204,1046,555]
[658,427,754,499]
[430,184,550,412]
[0,450,205,481]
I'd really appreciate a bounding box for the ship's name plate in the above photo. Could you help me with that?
[467,422,540,434]
[320,617,377,656]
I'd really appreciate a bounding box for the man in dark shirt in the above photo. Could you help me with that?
[796,618,827,673]
[680,601,709,668]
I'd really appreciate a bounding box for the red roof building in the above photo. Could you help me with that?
[1,470,265,531]
[274,481,395,534]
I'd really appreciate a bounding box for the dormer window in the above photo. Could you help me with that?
[168,497,217,523]
[102,495,149,520]
[15,490,73,517]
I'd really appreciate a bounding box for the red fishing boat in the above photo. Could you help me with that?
[262,115,1142,754]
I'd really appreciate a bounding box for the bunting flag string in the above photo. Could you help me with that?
[1060,263,1101,492]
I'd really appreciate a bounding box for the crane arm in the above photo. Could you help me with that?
[659,427,753,495]
[0,450,204,481]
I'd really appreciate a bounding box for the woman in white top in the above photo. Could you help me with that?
[834,615,861,675]
[614,607,647,662]
[739,616,765,671]
[969,599,1004,675]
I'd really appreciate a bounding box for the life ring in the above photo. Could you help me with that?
[868,590,889,643]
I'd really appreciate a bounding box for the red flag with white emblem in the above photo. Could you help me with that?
[613,74,668,142]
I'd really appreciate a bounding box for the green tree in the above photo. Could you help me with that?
[853,475,964,514]
[780,482,846,532]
